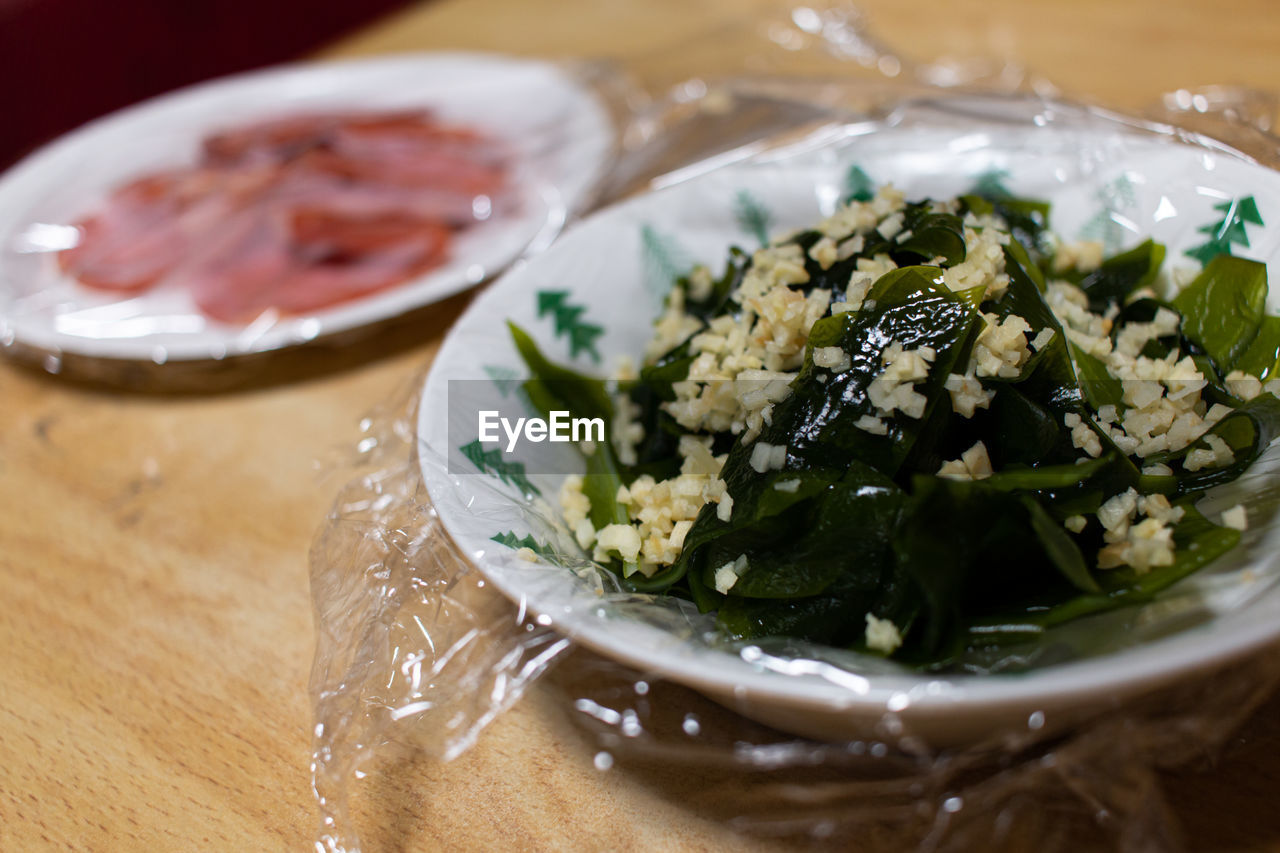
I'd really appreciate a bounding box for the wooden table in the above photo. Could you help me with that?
[5,0,1280,849]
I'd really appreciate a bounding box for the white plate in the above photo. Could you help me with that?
[420,95,1280,743]
[0,53,614,363]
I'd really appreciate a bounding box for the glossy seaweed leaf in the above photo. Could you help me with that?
[636,450,854,595]
[993,239,1084,415]
[1077,238,1166,311]
[702,467,904,600]
[961,194,1053,258]
[1190,354,1241,410]
[730,267,981,478]
[1144,393,1280,495]
[508,322,635,571]
[1070,343,1124,412]
[668,268,978,594]
[1233,316,1280,380]
[989,384,1073,464]
[717,590,881,646]
[666,466,845,595]
[1112,297,1182,360]
[620,384,683,481]
[893,208,967,267]
[996,198,1054,258]
[891,477,1083,659]
[1172,254,1268,372]
[638,339,694,401]
[683,247,748,323]
[1021,495,1099,593]
[982,454,1111,492]
[947,384,1078,470]
[967,502,1240,645]
[784,227,903,304]
[509,321,613,423]
[895,381,965,479]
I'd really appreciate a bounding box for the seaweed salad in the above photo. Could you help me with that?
[510,185,1280,669]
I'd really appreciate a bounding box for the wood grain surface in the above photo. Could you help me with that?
[4,0,1280,850]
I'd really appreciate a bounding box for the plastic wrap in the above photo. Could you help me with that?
[310,8,1280,852]
[0,54,627,389]
[312,357,1280,851]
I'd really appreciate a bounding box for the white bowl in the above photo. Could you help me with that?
[420,95,1280,744]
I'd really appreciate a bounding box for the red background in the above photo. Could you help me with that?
[0,0,411,167]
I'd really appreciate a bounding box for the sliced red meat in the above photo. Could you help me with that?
[186,207,451,323]
[289,207,452,262]
[61,108,507,323]
[292,145,506,197]
[200,112,365,166]
[273,153,500,226]
[59,172,198,292]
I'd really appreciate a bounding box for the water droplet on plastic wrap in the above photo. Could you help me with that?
[150,346,168,365]
[678,78,708,102]
[593,751,614,771]
[1028,710,1045,730]
[791,6,822,32]
[681,714,701,736]
[943,796,964,813]
[43,351,61,374]
[633,680,649,695]
[766,22,805,51]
